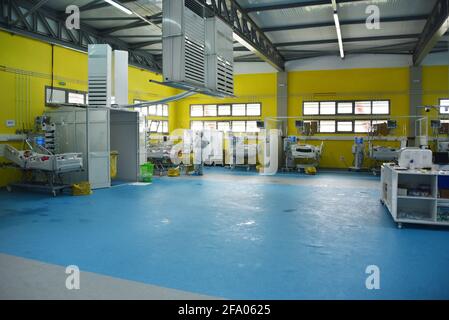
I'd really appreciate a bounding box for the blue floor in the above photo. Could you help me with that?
[1,168,449,299]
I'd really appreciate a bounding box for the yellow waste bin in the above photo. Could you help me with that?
[110,151,119,179]
[72,182,92,196]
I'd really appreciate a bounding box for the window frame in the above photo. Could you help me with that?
[190,103,262,118]
[318,120,337,133]
[218,104,232,116]
[45,86,87,106]
[337,101,354,115]
[336,121,354,133]
[439,99,449,114]
[190,105,204,117]
[148,120,169,134]
[203,105,218,117]
[303,100,390,116]
[319,101,337,116]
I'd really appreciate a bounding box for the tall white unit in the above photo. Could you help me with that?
[162,0,206,88]
[88,44,112,108]
[205,17,234,96]
[113,50,129,105]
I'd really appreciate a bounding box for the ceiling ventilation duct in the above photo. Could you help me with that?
[162,0,206,89]
[160,0,234,97]
[205,17,234,96]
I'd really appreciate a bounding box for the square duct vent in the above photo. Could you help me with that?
[162,0,206,88]
[205,17,234,96]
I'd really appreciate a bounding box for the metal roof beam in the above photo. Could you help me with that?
[413,0,449,65]
[275,34,421,48]
[129,40,162,49]
[197,0,285,71]
[262,15,429,32]
[100,20,148,35]
[11,0,49,26]
[245,0,365,13]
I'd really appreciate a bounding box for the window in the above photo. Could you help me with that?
[232,104,246,116]
[246,121,260,133]
[156,104,164,116]
[355,101,371,115]
[148,105,157,115]
[320,102,336,115]
[191,121,204,131]
[337,102,353,114]
[45,86,87,106]
[204,121,217,130]
[218,105,231,116]
[191,105,204,117]
[232,121,246,132]
[191,121,261,133]
[304,100,389,116]
[440,99,449,114]
[190,103,262,117]
[204,105,217,117]
[304,102,319,115]
[148,120,169,133]
[319,121,336,133]
[46,87,66,104]
[139,107,148,117]
[68,92,85,104]
[372,101,389,115]
[337,121,353,132]
[246,103,261,116]
[217,121,231,132]
[149,120,159,132]
[354,120,372,133]
[134,101,169,117]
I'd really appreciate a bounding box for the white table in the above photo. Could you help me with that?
[381,164,449,228]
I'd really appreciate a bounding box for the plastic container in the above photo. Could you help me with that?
[168,167,180,177]
[140,163,154,182]
[110,151,119,179]
[72,182,92,196]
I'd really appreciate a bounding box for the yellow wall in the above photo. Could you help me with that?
[1,30,449,184]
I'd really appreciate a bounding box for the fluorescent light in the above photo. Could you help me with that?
[104,0,132,15]
[333,13,345,59]
[331,0,337,11]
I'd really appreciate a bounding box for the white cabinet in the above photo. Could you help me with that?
[381,164,449,228]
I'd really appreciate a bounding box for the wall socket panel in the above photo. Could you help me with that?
[6,120,15,127]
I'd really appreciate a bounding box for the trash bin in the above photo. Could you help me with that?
[168,167,180,177]
[72,182,92,196]
[140,163,154,182]
[110,151,119,179]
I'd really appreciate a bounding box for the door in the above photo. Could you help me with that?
[87,108,111,189]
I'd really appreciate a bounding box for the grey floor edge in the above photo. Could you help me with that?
[0,253,220,300]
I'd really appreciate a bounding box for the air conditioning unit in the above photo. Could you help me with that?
[162,0,206,88]
[88,44,112,108]
[205,17,234,96]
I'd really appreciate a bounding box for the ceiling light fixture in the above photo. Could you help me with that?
[103,0,132,15]
[334,13,345,58]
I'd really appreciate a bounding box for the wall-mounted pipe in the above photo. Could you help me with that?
[118,90,197,109]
